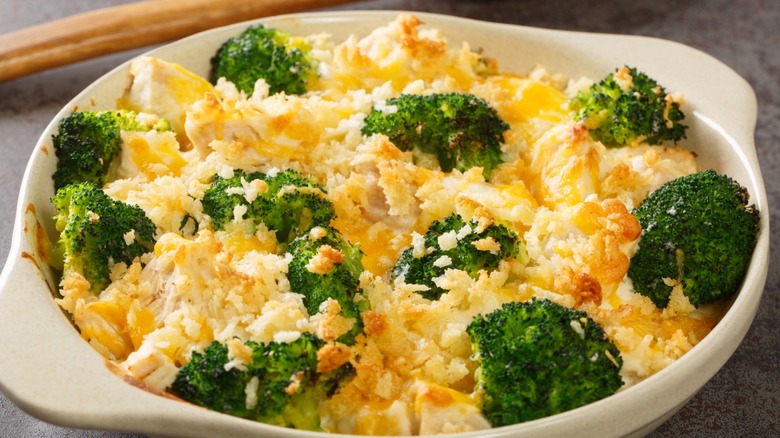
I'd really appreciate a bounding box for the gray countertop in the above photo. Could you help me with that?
[1,0,777,436]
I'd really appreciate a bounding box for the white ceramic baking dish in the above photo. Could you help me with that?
[0,10,769,438]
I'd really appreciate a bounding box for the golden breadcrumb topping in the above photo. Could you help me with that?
[55,14,722,435]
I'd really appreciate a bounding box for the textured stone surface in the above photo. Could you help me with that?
[0,0,777,436]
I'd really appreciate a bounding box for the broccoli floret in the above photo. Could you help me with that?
[52,182,157,294]
[171,333,354,430]
[287,226,366,345]
[467,299,623,426]
[261,169,336,244]
[201,169,334,245]
[570,66,687,147]
[391,213,522,300]
[361,93,509,179]
[211,24,314,96]
[52,109,171,191]
[201,169,265,230]
[627,170,760,308]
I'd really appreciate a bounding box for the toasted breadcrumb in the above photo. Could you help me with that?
[53,14,715,436]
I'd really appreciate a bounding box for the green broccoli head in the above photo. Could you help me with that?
[391,213,522,300]
[211,24,314,96]
[287,226,366,345]
[171,333,354,430]
[467,299,623,427]
[261,169,336,244]
[200,169,265,231]
[361,93,509,179]
[52,109,171,191]
[52,182,157,293]
[627,169,760,308]
[201,169,335,245]
[570,66,687,147]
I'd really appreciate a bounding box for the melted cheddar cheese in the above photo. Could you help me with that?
[54,14,715,436]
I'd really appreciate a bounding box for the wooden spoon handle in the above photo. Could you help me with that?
[0,0,358,82]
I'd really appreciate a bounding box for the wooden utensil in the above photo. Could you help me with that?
[0,0,359,82]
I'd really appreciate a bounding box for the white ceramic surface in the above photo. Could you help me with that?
[0,11,769,438]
